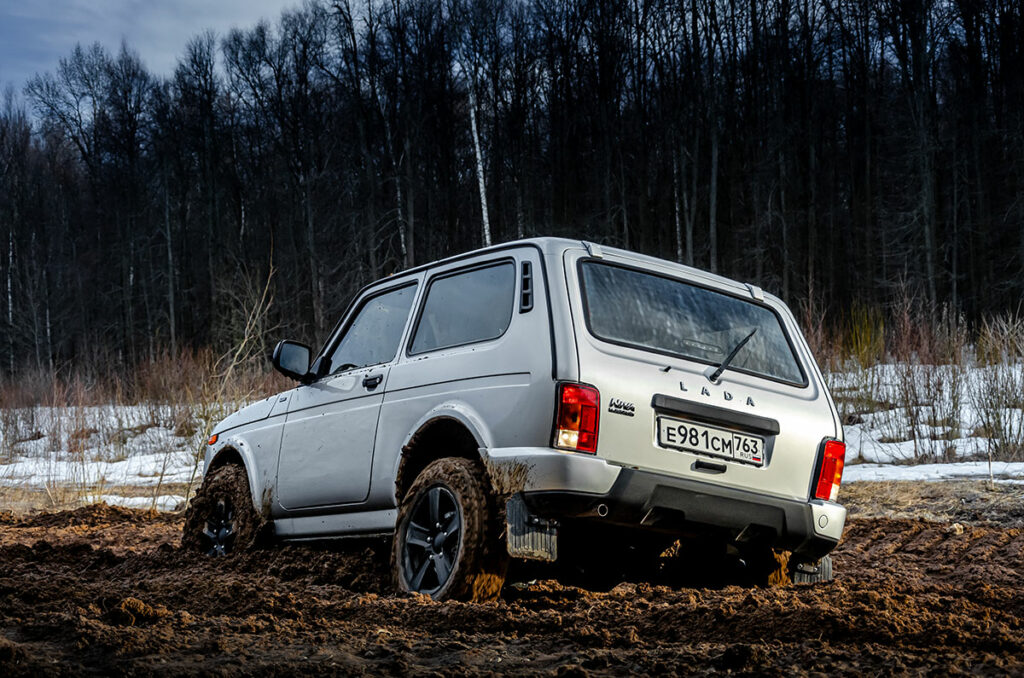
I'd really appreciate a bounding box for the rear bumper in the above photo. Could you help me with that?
[484,447,845,560]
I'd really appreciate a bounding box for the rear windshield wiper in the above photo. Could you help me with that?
[706,328,757,383]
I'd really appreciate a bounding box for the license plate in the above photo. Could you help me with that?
[657,416,765,466]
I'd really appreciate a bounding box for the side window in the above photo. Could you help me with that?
[410,262,515,355]
[327,284,417,373]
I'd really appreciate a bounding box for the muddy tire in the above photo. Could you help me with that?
[182,464,262,555]
[392,457,508,601]
[792,555,834,584]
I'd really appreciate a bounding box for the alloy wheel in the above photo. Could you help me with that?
[202,498,237,556]
[402,485,462,594]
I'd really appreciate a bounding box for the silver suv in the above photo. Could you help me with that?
[183,238,846,600]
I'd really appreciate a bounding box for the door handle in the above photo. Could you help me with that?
[362,374,383,390]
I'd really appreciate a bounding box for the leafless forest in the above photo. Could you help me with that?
[1,0,1023,383]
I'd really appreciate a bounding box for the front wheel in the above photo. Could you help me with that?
[182,464,262,555]
[392,457,507,601]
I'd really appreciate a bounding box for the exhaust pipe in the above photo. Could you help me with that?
[579,503,611,518]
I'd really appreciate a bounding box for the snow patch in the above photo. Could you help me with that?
[845,461,1024,483]
[99,494,186,512]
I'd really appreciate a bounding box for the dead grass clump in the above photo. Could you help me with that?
[967,362,1024,462]
[842,479,1024,525]
[843,303,885,368]
[977,313,1024,365]
[798,288,840,370]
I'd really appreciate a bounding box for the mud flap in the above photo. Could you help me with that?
[506,495,558,562]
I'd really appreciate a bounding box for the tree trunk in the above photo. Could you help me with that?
[303,177,323,332]
[673,146,683,263]
[468,82,491,247]
[44,269,53,373]
[405,139,416,267]
[164,175,177,355]
[6,231,13,375]
[779,150,789,301]
[807,144,817,298]
[918,114,937,312]
[709,128,719,273]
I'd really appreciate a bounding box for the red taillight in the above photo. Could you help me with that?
[814,439,845,501]
[554,383,600,454]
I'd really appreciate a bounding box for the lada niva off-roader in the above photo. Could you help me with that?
[183,238,846,600]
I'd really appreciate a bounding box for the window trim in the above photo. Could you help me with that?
[319,280,420,376]
[406,258,517,357]
[576,258,809,388]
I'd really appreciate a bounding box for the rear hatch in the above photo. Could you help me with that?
[564,247,839,503]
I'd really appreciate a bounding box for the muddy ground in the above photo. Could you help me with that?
[2,482,1024,676]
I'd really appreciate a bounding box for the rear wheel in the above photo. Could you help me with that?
[392,457,507,601]
[182,464,261,555]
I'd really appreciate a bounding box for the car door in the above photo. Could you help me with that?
[375,253,557,492]
[276,281,419,510]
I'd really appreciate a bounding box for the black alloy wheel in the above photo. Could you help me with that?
[202,497,237,556]
[182,464,261,556]
[401,485,463,594]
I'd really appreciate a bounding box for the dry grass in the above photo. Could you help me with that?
[0,483,191,516]
[842,480,1024,526]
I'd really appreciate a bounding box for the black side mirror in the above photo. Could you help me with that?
[272,340,312,382]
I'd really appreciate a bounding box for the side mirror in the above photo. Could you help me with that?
[272,340,312,382]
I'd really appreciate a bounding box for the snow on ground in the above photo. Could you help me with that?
[844,461,1024,483]
[1,362,1023,511]
[0,402,207,511]
[98,494,187,511]
[830,362,1024,481]
[0,450,197,488]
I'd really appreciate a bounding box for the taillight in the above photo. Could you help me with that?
[554,382,600,454]
[814,439,845,501]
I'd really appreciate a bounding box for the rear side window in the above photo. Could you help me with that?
[580,262,805,385]
[410,262,515,354]
[327,284,417,373]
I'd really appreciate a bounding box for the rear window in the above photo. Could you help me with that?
[579,262,805,385]
[410,262,515,354]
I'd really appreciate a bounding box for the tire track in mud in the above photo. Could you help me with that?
[1,505,1023,675]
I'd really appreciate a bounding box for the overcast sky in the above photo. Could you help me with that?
[0,0,296,94]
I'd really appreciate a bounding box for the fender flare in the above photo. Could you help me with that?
[391,401,493,483]
[206,436,265,514]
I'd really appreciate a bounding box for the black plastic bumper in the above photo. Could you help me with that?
[522,467,840,560]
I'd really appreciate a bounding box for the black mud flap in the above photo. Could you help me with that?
[506,494,558,562]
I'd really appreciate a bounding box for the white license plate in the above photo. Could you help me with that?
[657,416,765,466]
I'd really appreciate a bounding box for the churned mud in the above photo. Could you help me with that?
[1,497,1023,675]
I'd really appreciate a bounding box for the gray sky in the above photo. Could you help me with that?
[0,0,295,94]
